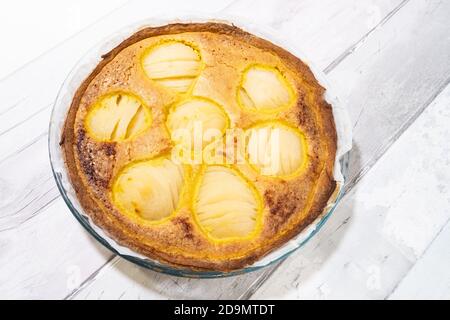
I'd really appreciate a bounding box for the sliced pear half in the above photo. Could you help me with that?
[112,158,185,222]
[167,97,230,160]
[85,92,152,142]
[142,41,202,94]
[238,65,295,112]
[194,165,261,240]
[246,123,306,177]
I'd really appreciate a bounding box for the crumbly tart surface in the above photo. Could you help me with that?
[61,23,337,271]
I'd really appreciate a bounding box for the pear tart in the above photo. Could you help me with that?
[61,23,337,271]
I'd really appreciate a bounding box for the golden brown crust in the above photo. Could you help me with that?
[61,22,337,271]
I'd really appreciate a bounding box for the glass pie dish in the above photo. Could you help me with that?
[48,15,352,278]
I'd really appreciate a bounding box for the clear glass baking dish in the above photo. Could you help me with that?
[48,15,352,278]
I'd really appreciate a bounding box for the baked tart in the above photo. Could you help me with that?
[61,23,337,271]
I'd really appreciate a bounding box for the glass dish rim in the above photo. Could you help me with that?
[48,14,350,278]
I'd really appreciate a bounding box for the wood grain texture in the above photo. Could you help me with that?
[0,0,410,299]
[0,198,111,299]
[386,86,450,300]
[389,224,450,300]
[71,1,432,300]
[0,0,127,79]
[69,257,269,300]
[242,0,450,299]
[225,0,404,71]
[253,83,450,299]
[329,0,450,190]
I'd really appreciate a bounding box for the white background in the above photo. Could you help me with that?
[0,0,126,79]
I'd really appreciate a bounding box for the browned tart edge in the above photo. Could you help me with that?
[60,22,338,272]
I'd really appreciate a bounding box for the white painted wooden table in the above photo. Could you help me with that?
[1,0,449,300]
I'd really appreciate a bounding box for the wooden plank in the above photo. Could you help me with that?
[242,0,450,299]
[0,0,127,79]
[69,257,269,300]
[0,197,112,299]
[225,0,404,71]
[252,83,450,299]
[0,135,57,231]
[389,223,450,300]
